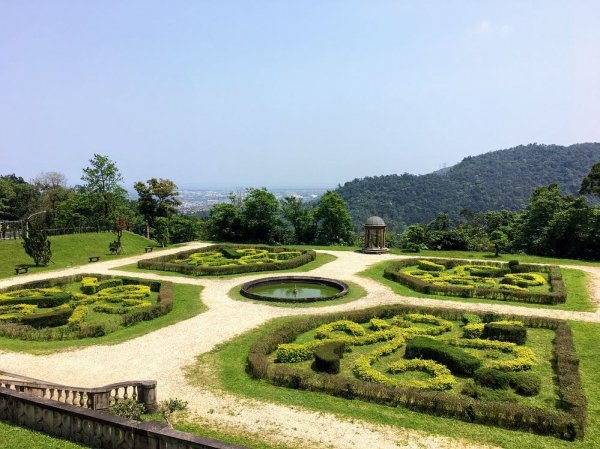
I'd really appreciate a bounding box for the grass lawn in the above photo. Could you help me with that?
[392,249,600,267]
[114,252,338,279]
[0,421,89,449]
[186,316,600,449]
[227,279,368,308]
[360,260,594,312]
[0,231,162,279]
[0,283,205,354]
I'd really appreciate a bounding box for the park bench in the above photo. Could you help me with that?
[144,246,153,253]
[88,256,100,263]
[15,265,29,275]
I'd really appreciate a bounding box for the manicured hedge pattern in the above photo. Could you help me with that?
[405,336,481,375]
[247,304,586,440]
[384,258,566,305]
[138,244,316,276]
[0,274,172,341]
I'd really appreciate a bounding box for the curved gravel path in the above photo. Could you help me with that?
[1,247,599,449]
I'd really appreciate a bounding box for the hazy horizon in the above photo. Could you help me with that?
[2,1,599,189]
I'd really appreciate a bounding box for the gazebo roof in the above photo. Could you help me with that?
[365,216,386,227]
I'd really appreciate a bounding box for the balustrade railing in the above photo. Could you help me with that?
[0,374,156,412]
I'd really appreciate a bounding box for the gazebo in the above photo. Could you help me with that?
[362,216,389,254]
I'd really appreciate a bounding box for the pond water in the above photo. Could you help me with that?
[247,282,341,299]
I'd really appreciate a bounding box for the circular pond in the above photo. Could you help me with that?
[240,276,349,303]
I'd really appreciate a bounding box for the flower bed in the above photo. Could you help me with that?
[247,304,585,440]
[138,244,316,276]
[384,258,566,305]
[0,274,172,341]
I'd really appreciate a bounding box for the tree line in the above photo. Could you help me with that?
[396,162,600,260]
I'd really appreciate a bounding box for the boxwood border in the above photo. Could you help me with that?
[137,244,317,276]
[247,304,586,440]
[383,258,566,305]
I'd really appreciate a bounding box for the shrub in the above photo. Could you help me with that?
[20,305,73,328]
[483,322,527,345]
[314,341,345,374]
[474,368,510,390]
[158,398,188,427]
[418,260,445,272]
[109,398,145,420]
[508,260,519,273]
[220,247,242,259]
[462,313,482,325]
[81,277,99,294]
[405,336,481,375]
[96,278,124,292]
[510,371,542,396]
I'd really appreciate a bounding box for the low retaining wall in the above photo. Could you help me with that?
[0,387,246,449]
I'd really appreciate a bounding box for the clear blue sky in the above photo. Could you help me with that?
[1,1,599,189]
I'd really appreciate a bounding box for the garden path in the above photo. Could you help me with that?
[1,247,599,449]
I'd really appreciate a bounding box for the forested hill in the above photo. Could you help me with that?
[336,143,600,231]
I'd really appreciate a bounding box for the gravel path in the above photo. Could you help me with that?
[1,248,599,449]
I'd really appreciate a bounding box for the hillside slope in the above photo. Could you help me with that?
[336,143,600,230]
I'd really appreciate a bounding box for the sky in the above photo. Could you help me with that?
[1,1,599,190]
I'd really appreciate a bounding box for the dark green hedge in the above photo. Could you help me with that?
[246,304,585,440]
[474,368,510,389]
[20,307,73,329]
[314,341,345,374]
[405,336,481,375]
[0,292,72,308]
[383,258,567,305]
[137,244,316,276]
[482,322,527,345]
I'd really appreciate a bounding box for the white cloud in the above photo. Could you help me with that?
[473,20,512,36]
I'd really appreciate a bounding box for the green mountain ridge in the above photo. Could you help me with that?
[336,143,600,231]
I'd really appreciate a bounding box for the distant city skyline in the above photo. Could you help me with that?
[1,1,599,189]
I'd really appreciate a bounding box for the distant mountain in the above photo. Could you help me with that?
[336,143,600,231]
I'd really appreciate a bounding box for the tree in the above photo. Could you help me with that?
[280,196,316,244]
[32,171,71,225]
[489,229,509,256]
[22,223,52,266]
[109,217,128,254]
[167,215,205,243]
[240,188,282,243]
[134,178,181,238]
[153,217,170,247]
[314,191,354,245]
[580,162,600,197]
[0,174,40,220]
[81,154,125,227]
[207,198,242,242]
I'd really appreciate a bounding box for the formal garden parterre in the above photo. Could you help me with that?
[138,244,316,276]
[384,258,566,305]
[247,304,586,440]
[0,274,173,341]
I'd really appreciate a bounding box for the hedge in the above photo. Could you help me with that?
[314,341,345,374]
[482,322,527,345]
[383,258,566,305]
[0,274,172,341]
[247,303,585,440]
[137,244,317,276]
[405,336,481,375]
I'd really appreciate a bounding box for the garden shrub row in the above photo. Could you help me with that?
[138,244,316,276]
[405,336,481,375]
[0,274,172,341]
[482,322,527,345]
[384,258,566,305]
[247,304,585,440]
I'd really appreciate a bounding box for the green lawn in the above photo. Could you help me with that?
[360,260,594,312]
[0,283,205,354]
[0,421,89,448]
[392,249,600,267]
[186,316,600,449]
[227,279,368,308]
[115,252,338,279]
[0,231,161,279]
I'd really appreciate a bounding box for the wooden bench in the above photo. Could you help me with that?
[15,265,29,275]
[144,246,153,253]
[88,256,101,263]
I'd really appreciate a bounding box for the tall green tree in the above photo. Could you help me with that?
[280,196,316,243]
[241,188,282,243]
[134,178,181,238]
[207,197,242,242]
[80,154,126,227]
[153,217,170,247]
[580,162,600,197]
[22,223,52,266]
[0,174,40,220]
[314,191,354,245]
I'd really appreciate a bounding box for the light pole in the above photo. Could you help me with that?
[25,210,47,238]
